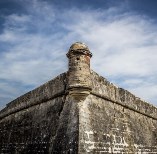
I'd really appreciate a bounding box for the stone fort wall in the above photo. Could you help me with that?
[79,70,157,153]
[0,42,157,153]
[0,73,75,153]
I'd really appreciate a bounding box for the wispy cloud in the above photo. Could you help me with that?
[0,0,157,109]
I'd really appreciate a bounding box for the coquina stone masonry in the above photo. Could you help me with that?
[66,42,92,99]
[0,42,157,154]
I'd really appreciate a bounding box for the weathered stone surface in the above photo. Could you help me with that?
[67,42,92,97]
[91,70,157,119]
[52,95,79,154]
[0,73,66,120]
[79,95,157,153]
[0,42,157,153]
[0,97,64,153]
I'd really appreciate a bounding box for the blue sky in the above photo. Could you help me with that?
[0,0,157,109]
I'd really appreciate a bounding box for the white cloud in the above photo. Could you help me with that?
[0,0,157,108]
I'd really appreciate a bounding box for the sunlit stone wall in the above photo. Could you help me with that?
[79,71,157,153]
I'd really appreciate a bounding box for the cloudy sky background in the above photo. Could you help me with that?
[0,0,157,109]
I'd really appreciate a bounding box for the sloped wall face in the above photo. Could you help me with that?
[78,71,157,153]
[0,73,76,154]
[79,95,157,153]
[52,95,79,154]
[0,97,64,154]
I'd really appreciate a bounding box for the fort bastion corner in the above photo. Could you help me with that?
[0,42,157,153]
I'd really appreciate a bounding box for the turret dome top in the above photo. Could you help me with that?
[67,42,92,58]
[69,42,89,51]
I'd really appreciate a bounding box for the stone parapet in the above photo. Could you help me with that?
[91,70,157,119]
[0,73,66,119]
